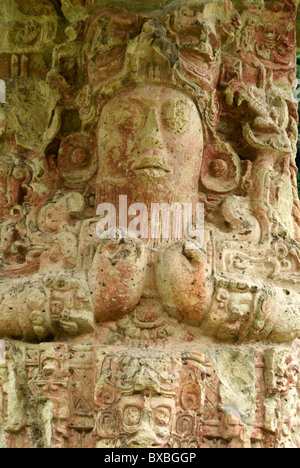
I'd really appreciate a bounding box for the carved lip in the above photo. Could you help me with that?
[132,154,171,174]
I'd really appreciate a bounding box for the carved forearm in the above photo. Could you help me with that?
[202,279,300,344]
[0,275,94,341]
[89,236,148,323]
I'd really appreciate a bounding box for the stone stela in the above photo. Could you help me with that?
[0,0,299,449]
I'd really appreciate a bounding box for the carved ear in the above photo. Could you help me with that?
[77,85,98,130]
[58,132,97,185]
[200,141,241,193]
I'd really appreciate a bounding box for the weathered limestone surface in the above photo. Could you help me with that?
[0,0,300,448]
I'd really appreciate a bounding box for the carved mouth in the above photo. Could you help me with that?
[132,155,171,176]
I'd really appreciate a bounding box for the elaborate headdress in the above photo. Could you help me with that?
[78,5,221,132]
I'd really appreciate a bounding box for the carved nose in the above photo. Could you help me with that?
[129,421,159,447]
[140,108,164,150]
[230,307,244,322]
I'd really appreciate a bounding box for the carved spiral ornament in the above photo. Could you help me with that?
[200,142,241,193]
[58,133,97,185]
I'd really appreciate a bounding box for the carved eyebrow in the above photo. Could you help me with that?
[153,404,172,410]
[118,97,151,109]
[117,94,191,112]
[161,97,192,110]
[150,397,174,407]
[233,299,253,304]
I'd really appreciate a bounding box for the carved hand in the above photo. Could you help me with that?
[89,233,148,323]
[155,240,213,326]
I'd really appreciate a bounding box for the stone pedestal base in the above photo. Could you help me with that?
[0,340,298,448]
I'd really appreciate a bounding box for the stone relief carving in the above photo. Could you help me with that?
[0,0,299,448]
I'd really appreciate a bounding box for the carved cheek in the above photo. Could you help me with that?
[152,406,172,436]
[183,131,203,170]
[166,124,203,176]
[0,179,7,211]
[98,125,130,174]
[160,131,201,181]
[228,294,253,318]
[208,298,229,324]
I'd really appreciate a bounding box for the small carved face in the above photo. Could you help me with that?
[207,288,253,341]
[227,291,253,322]
[42,357,59,379]
[97,85,203,200]
[119,394,175,448]
[37,199,71,234]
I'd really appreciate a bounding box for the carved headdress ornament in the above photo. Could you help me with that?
[96,351,206,400]
[79,6,221,130]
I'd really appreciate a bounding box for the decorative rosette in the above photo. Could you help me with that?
[58,132,97,185]
[96,383,116,406]
[200,141,241,193]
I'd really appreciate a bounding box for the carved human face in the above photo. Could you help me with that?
[96,85,203,203]
[37,199,71,234]
[206,288,254,341]
[119,394,175,448]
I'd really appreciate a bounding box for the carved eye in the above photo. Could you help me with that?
[123,405,141,426]
[176,414,194,436]
[153,406,171,427]
[115,105,146,131]
[162,99,190,134]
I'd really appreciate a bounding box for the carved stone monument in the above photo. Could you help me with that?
[0,0,300,448]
